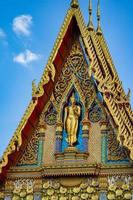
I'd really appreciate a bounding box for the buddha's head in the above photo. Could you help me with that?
[70,93,76,105]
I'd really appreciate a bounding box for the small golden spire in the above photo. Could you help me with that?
[127,88,131,101]
[97,0,102,34]
[71,0,79,8]
[88,0,94,30]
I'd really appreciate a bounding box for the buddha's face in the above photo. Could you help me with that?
[70,96,76,105]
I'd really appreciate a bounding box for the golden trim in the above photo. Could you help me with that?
[0,100,38,173]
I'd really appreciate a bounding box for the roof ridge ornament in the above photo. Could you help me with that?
[32,79,37,97]
[88,0,94,30]
[70,0,79,8]
[97,0,102,34]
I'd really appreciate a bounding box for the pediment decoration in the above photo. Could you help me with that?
[107,128,130,162]
[53,41,96,109]
[0,2,133,198]
[17,129,39,166]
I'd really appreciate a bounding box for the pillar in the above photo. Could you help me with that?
[55,121,63,153]
[34,193,42,200]
[82,119,91,152]
[100,120,109,163]
[100,192,107,200]
[37,121,46,166]
[4,196,11,200]
[4,181,12,200]
[4,193,12,200]
[34,179,42,200]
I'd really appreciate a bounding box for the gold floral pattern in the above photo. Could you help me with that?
[53,42,95,107]
[44,103,57,125]
[107,129,130,161]
[17,130,39,165]
[107,176,132,200]
[42,178,99,199]
[47,188,54,196]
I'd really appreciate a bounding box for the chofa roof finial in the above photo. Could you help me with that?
[97,0,102,34]
[88,0,94,30]
[71,0,79,8]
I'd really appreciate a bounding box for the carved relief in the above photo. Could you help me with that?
[9,179,34,200]
[17,130,39,165]
[42,178,99,200]
[53,42,95,107]
[44,103,57,125]
[107,176,132,200]
[107,129,130,162]
[88,101,102,123]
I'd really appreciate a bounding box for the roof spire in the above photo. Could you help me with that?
[70,0,79,8]
[97,0,102,34]
[88,0,94,30]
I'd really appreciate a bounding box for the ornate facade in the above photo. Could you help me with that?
[0,0,133,200]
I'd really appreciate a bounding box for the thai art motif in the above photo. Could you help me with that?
[11,179,34,200]
[88,101,102,123]
[107,176,132,200]
[53,41,95,107]
[107,129,130,162]
[44,103,57,125]
[53,41,95,152]
[42,178,99,200]
[64,93,81,147]
[17,130,39,166]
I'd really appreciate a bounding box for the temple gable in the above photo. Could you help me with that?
[0,0,133,199]
[15,39,131,168]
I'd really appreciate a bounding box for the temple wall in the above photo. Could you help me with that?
[88,122,101,163]
[2,176,133,200]
[43,125,56,164]
[42,121,102,165]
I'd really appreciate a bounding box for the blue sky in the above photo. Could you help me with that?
[0,0,133,157]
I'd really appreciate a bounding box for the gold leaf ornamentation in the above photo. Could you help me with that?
[12,195,20,200]
[72,197,79,200]
[26,194,34,200]
[43,181,50,189]
[47,188,54,196]
[124,192,132,200]
[20,190,27,198]
[81,193,89,199]
[17,130,39,165]
[73,187,81,194]
[54,42,95,107]
[60,186,67,194]
[107,193,115,200]
[86,186,94,194]
[51,196,58,200]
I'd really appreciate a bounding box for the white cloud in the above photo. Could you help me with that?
[0,28,6,38]
[13,49,40,66]
[12,15,32,36]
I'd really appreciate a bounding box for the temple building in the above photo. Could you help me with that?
[0,0,133,199]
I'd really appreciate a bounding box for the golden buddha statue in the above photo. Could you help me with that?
[64,93,81,146]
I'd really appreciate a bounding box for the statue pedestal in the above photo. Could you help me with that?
[55,147,89,161]
[64,147,78,160]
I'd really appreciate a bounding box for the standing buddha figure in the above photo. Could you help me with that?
[64,93,81,146]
